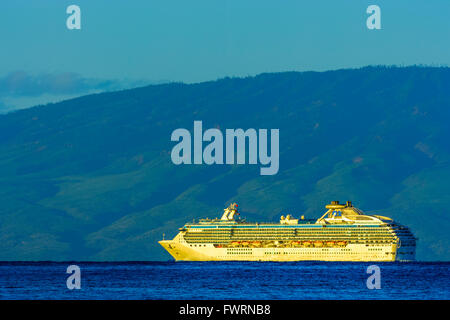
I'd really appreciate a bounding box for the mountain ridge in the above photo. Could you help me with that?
[0,65,449,261]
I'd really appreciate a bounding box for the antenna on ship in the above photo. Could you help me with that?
[162,233,165,240]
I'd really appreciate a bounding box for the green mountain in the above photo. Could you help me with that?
[0,66,449,261]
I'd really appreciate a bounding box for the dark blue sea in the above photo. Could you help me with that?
[0,262,448,300]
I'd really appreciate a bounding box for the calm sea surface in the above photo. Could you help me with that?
[0,262,448,300]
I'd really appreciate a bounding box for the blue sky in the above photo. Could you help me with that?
[0,0,449,111]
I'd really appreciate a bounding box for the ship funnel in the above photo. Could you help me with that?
[221,203,239,220]
[346,201,353,207]
[325,201,346,210]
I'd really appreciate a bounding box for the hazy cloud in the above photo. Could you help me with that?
[0,71,161,113]
[0,71,143,97]
[0,100,7,112]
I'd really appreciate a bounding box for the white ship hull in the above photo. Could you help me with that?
[160,239,416,262]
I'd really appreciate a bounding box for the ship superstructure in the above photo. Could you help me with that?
[159,201,416,261]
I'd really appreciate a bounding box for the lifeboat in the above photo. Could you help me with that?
[231,241,240,246]
[326,241,335,246]
[242,241,250,246]
[266,241,276,248]
[292,241,301,245]
[252,241,262,246]
[302,241,311,246]
[314,241,323,247]
[337,241,347,246]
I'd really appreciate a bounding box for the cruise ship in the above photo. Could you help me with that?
[159,201,416,261]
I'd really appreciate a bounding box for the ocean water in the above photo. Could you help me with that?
[0,261,448,300]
